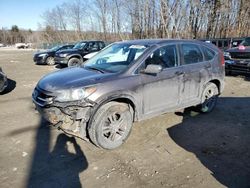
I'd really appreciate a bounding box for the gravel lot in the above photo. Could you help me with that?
[0,49,250,188]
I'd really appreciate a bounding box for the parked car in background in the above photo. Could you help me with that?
[200,37,244,51]
[33,44,74,65]
[54,40,105,67]
[83,51,98,60]
[0,67,8,93]
[224,37,250,75]
[33,39,225,149]
[15,43,32,49]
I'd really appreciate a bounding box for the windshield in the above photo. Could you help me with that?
[50,45,61,51]
[240,37,250,46]
[83,43,148,73]
[73,42,86,49]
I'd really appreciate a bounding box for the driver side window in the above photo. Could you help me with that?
[139,45,178,72]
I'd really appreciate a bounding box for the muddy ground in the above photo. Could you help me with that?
[0,49,250,188]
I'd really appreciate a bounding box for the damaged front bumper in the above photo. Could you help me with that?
[32,89,95,140]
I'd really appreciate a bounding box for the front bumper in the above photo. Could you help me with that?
[0,74,8,93]
[225,59,250,74]
[32,88,95,140]
[34,102,93,140]
[33,56,47,64]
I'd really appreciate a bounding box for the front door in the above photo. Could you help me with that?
[139,44,183,115]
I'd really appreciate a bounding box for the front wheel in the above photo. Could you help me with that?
[198,82,219,113]
[88,102,133,149]
[68,58,81,67]
[45,56,55,65]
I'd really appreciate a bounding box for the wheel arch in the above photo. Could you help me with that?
[88,94,138,129]
[68,54,83,61]
[209,79,221,94]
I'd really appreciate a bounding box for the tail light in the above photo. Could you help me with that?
[219,50,225,66]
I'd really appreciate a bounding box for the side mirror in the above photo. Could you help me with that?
[143,64,163,74]
[84,47,90,52]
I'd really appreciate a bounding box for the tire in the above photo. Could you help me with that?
[68,58,81,67]
[225,69,232,76]
[88,102,133,149]
[198,82,219,113]
[45,56,55,65]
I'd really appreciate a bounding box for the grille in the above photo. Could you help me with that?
[230,52,250,59]
[33,88,54,106]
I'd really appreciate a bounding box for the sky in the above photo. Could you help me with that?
[0,0,67,30]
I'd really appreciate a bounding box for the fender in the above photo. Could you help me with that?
[67,54,83,62]
[88,91,140,129]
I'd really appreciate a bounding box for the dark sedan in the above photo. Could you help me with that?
[224,37,250,75]
[0,67,8,93]
[33,44,74,65]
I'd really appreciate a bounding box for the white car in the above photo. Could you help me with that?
[15,43,29,49]
[83,52,98,59]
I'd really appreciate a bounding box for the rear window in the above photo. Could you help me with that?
[181,44,203,64]
[201,46,216,61]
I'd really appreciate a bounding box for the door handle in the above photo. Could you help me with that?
[175,71,184,75]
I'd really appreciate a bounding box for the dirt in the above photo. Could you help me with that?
[0,49,250,188]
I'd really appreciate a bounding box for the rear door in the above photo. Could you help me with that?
[179,43,212,104]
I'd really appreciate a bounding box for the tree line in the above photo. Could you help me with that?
[0,0,249,46]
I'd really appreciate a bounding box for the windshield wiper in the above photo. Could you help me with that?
[84,66,105,73]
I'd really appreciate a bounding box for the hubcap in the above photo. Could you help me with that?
[70,61,79,67]
[202,88,216,111]
[47,57,54,65]
[102,112,126,142]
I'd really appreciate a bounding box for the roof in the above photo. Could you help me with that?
[77,40,104,43]
[115,39,206,46]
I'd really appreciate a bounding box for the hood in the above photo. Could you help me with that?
[56,48,80,54]
[37,67,114,92]
[35,49,55,55]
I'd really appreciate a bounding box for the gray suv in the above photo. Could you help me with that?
[32,39,225,149]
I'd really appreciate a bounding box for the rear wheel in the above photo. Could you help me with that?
[45,56,55,65]
[88,102,133,149]
[68,58,81,67]
[199,82,219,113]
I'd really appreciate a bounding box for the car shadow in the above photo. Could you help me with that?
[26,118,88,188]
[0,78,16,95]
[244,75,250,81]
[168,97,250,188]
[55,64,67,69]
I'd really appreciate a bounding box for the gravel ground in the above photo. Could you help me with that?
[0,49,250,188]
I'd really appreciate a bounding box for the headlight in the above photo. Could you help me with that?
[38,53,47,57]
[55,87,96,102]
[59,53,68,57]
[223,52,230,57]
